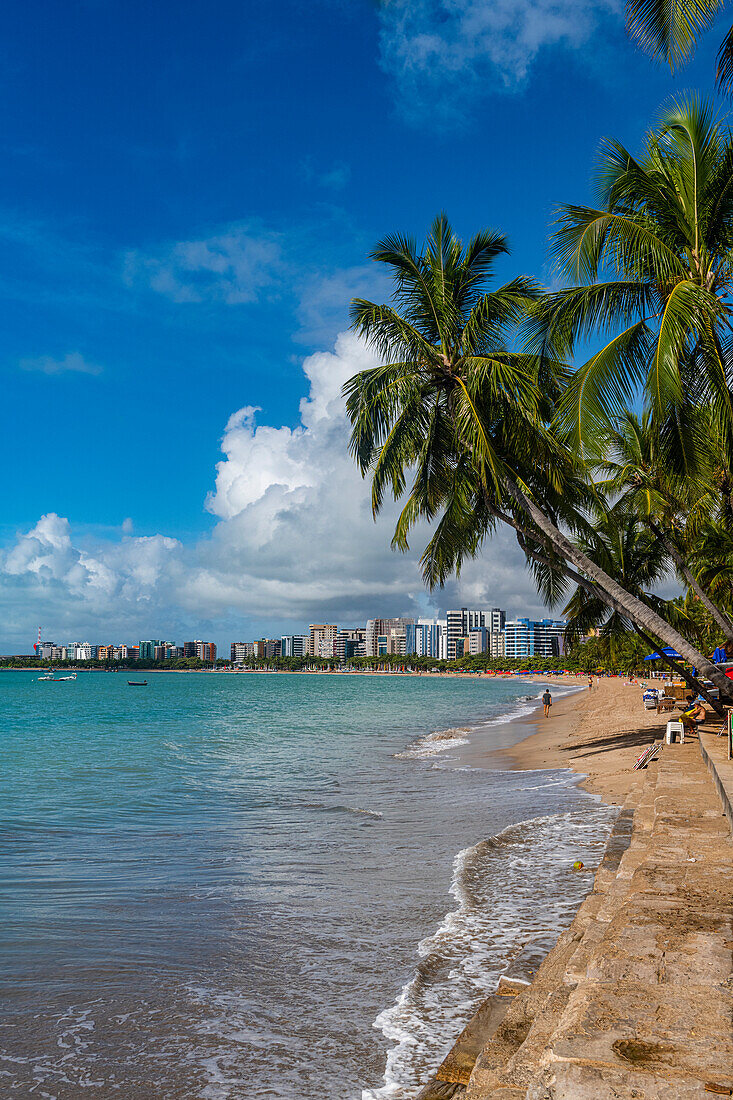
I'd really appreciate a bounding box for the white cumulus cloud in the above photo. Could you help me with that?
[0,332,551,650]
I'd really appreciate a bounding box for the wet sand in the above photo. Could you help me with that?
[491,677,677,804]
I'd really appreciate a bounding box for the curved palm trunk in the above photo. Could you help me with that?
[508,511,725,714]
[649,521,733,647]
[502,476,733,704]
[631,624,723,715]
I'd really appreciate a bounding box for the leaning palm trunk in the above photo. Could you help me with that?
[502,476,733,705]
[649,521,733,648]
[631,625,722,713]
[509,505,725,712]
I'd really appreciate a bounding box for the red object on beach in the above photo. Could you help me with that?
[725,668,733,679]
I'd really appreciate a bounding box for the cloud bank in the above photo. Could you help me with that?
[0,332,547,650]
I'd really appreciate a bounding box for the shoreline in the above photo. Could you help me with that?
[501,677,670,805]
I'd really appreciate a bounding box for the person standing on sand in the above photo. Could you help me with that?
[588,676,593,691]
[542,688,552,717]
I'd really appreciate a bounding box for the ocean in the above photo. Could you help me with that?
[0,670,615,1099]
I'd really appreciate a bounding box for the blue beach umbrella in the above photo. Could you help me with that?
[643,646,683,661]
[712,646,727,663]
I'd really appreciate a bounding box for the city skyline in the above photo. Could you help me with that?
[21,607,566,663]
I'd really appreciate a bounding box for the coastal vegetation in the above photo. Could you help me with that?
[343,101,733,714]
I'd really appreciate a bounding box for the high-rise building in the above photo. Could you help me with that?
[488,607,506,634]
[405,620,445,658]
[446,608,506,660]
[309,624,338,657]
[365,618,414,656]
[504,619,565,660]
[184,640,217,662]
[334,628,366,661]
[465,628,505,656]
[197,641,217,662]
[280,635,309,658]
[139,640,160,660]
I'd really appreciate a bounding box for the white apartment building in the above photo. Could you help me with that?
[309,624,338,657]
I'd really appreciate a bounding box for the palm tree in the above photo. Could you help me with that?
[563,505,723,710]
[688,520,733,614]
[344,213,733,701]
[538,96,733,461]
[626,0,733,94]
[600,409,733,645]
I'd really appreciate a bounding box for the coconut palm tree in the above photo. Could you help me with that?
[537,96,733,463]
[688,520,733,614]
[626,1,733,94]
[600,409,733,645]
[563,504,723,710]
[344,213,733,700]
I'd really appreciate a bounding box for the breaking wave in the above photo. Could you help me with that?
[362,806,616,1099]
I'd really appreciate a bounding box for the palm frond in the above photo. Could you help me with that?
[626,0,722,68]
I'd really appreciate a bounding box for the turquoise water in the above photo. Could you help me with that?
[0,670,614,1098]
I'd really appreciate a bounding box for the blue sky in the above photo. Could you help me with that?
[0,0,724,650]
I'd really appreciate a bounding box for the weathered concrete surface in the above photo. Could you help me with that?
[461,739,733,1099]
[700,730,733,833]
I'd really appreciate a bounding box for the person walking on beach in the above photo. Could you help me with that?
[588,676,593,691]
[542,688,552,717]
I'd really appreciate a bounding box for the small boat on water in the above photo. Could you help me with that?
[38,672,77,682]
[127,680,147,686]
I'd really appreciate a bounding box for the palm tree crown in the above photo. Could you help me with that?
[345,212,562,585]
[539,96,733,460]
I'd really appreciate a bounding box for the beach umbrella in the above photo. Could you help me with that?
[712,646,727,663]
[643,646,683,661]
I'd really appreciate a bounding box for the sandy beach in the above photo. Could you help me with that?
[498,676,677,804]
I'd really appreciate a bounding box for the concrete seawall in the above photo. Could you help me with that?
[419,731,733,1099]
